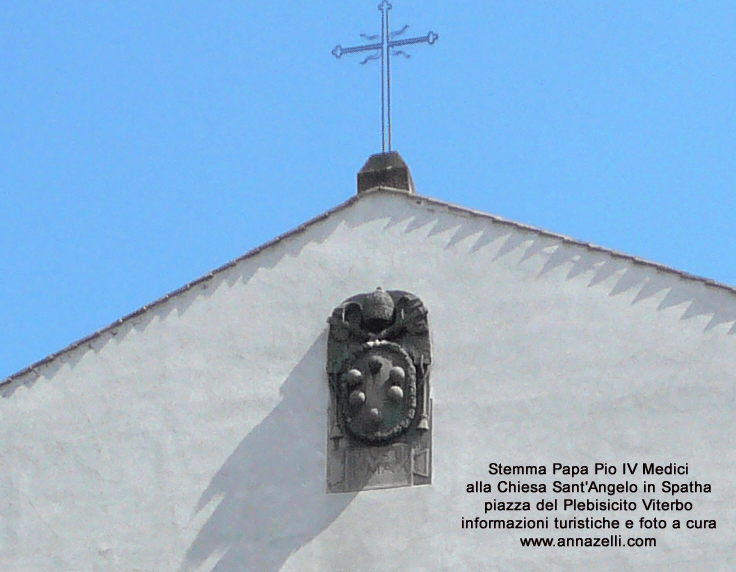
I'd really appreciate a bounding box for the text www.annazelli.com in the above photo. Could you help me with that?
[520,535,656,548]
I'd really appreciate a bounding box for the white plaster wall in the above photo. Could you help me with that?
[1,190,735,571]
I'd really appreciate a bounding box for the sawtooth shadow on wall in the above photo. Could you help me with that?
[181,332,357,572]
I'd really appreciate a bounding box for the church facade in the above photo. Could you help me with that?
[2,155,734,571]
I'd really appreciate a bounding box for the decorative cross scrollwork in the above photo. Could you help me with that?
[332,2,439,152]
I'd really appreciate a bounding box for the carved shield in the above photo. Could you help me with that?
[327,288,432,492]
[339,340,417,444]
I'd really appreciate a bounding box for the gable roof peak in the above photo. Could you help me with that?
[357,151,415,195]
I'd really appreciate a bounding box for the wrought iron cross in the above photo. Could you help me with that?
[332,1,439,153]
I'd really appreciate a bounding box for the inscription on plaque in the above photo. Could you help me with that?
[347,444,411,490]
[327,288,432,493]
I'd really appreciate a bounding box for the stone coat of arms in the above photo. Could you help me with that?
[327,288,431,492]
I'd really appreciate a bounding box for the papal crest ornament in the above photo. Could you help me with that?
[326,288,431,493]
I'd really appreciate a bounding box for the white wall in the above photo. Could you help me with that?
[1,190,735,571]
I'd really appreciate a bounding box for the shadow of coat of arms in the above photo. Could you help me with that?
[326,288,431,493]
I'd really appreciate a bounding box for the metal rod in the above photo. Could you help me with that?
[380,2,388,152]
[386,4,392,152]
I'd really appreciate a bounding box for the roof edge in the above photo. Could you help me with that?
[3,187,734,387]
[1,191,364,387]
[404,189,735,291]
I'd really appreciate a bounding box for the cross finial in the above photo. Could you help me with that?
[332,3,439,153]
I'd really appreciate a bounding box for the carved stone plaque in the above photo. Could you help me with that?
[327,288,431,493]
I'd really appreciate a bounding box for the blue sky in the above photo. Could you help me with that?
[2,1,736,379]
